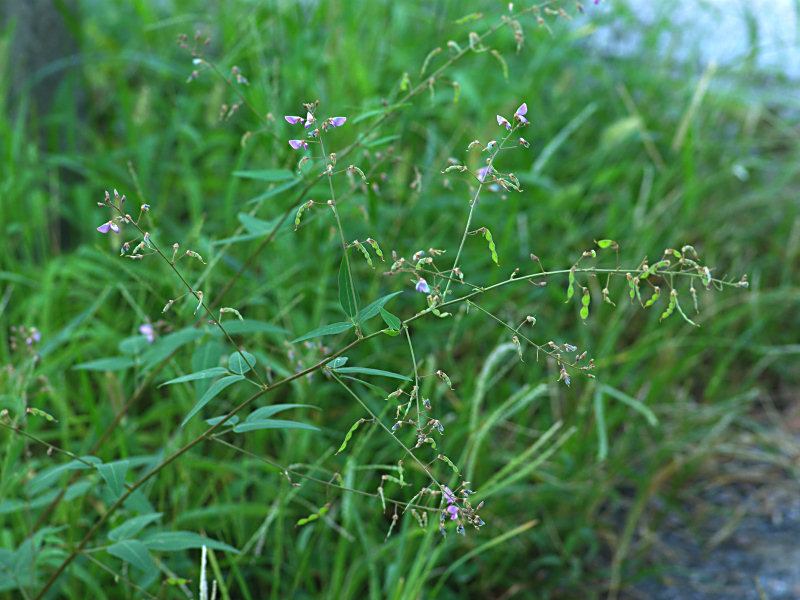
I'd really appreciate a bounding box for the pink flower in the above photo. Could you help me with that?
[514,103,528,125]
[443,486,459,520]
[329,116,346,128]
[139,323,155,343]
[285,115,304,125]
[304,111,315,129]
[97,221,120,234]
[497,115,511,130]
[288,139,308,150]
[416,278,430,294]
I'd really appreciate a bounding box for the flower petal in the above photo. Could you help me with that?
[415,278,430,294]
[284,115,304,125]
[496,115,511,130]
[329,116,346,127]
[515,103,527,117]
[96,221,112,233]
[288,139,308,150]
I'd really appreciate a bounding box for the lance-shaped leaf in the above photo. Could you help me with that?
[291,321,354,344]
[181,375,245,427]
[338,251,361,320]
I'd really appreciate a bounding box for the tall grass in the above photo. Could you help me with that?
[1,1,797,598]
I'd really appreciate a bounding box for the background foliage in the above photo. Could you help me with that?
[1,0,798,598]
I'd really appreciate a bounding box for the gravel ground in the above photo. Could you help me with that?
[630,469,800,599]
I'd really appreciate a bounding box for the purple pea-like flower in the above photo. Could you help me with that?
[97,221,120,234]
[497,115,511,130]
[442,486,459,520]
[514,103,528,125]
[139,323,155,343]
[329,116,346,128]
[477,166,492,182]
[416,278,430,294]
[285,115,305,125]
[304,111,315,129]
[26,328,41,346]
[288,139,308,150]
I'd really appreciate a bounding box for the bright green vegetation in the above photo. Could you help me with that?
[1,1,798,598]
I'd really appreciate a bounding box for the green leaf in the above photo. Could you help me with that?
[363,134,401,148]
[599,383,658,427]
[359,291,403,321]
[118,336,150,356]
[204,415,239,427]
[338,252,361,319]
[237,213,276,235]
[593,387,608,461]
[219,320,288,336]
[331,366,411,381]
[328,357,349,368]
[140,328,206,371]
[351,102,412,124]
[108,513,164,542]
[233,419,320,433]
[290,321,354,344]
[191,342,223,397]
[228,350,256,375]
[233,169,295,182]
[97,460,128,498]
[181,375,245,427]
[379,307,402,331]
[246,178,302,205]
[107,540,155,573]
[140,531,239,553]
[159,367,228,387]
[73,357,134,371]
[245,404,318,421]
[27,457,102,494]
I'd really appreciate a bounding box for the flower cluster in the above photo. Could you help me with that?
[496,102,528,130]
[285,104,347,150]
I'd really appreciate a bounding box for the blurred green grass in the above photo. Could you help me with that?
[1,0,798,598]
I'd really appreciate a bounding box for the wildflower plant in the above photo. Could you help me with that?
[2,2,753,598]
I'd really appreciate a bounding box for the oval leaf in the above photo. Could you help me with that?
[228,350,256,375]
